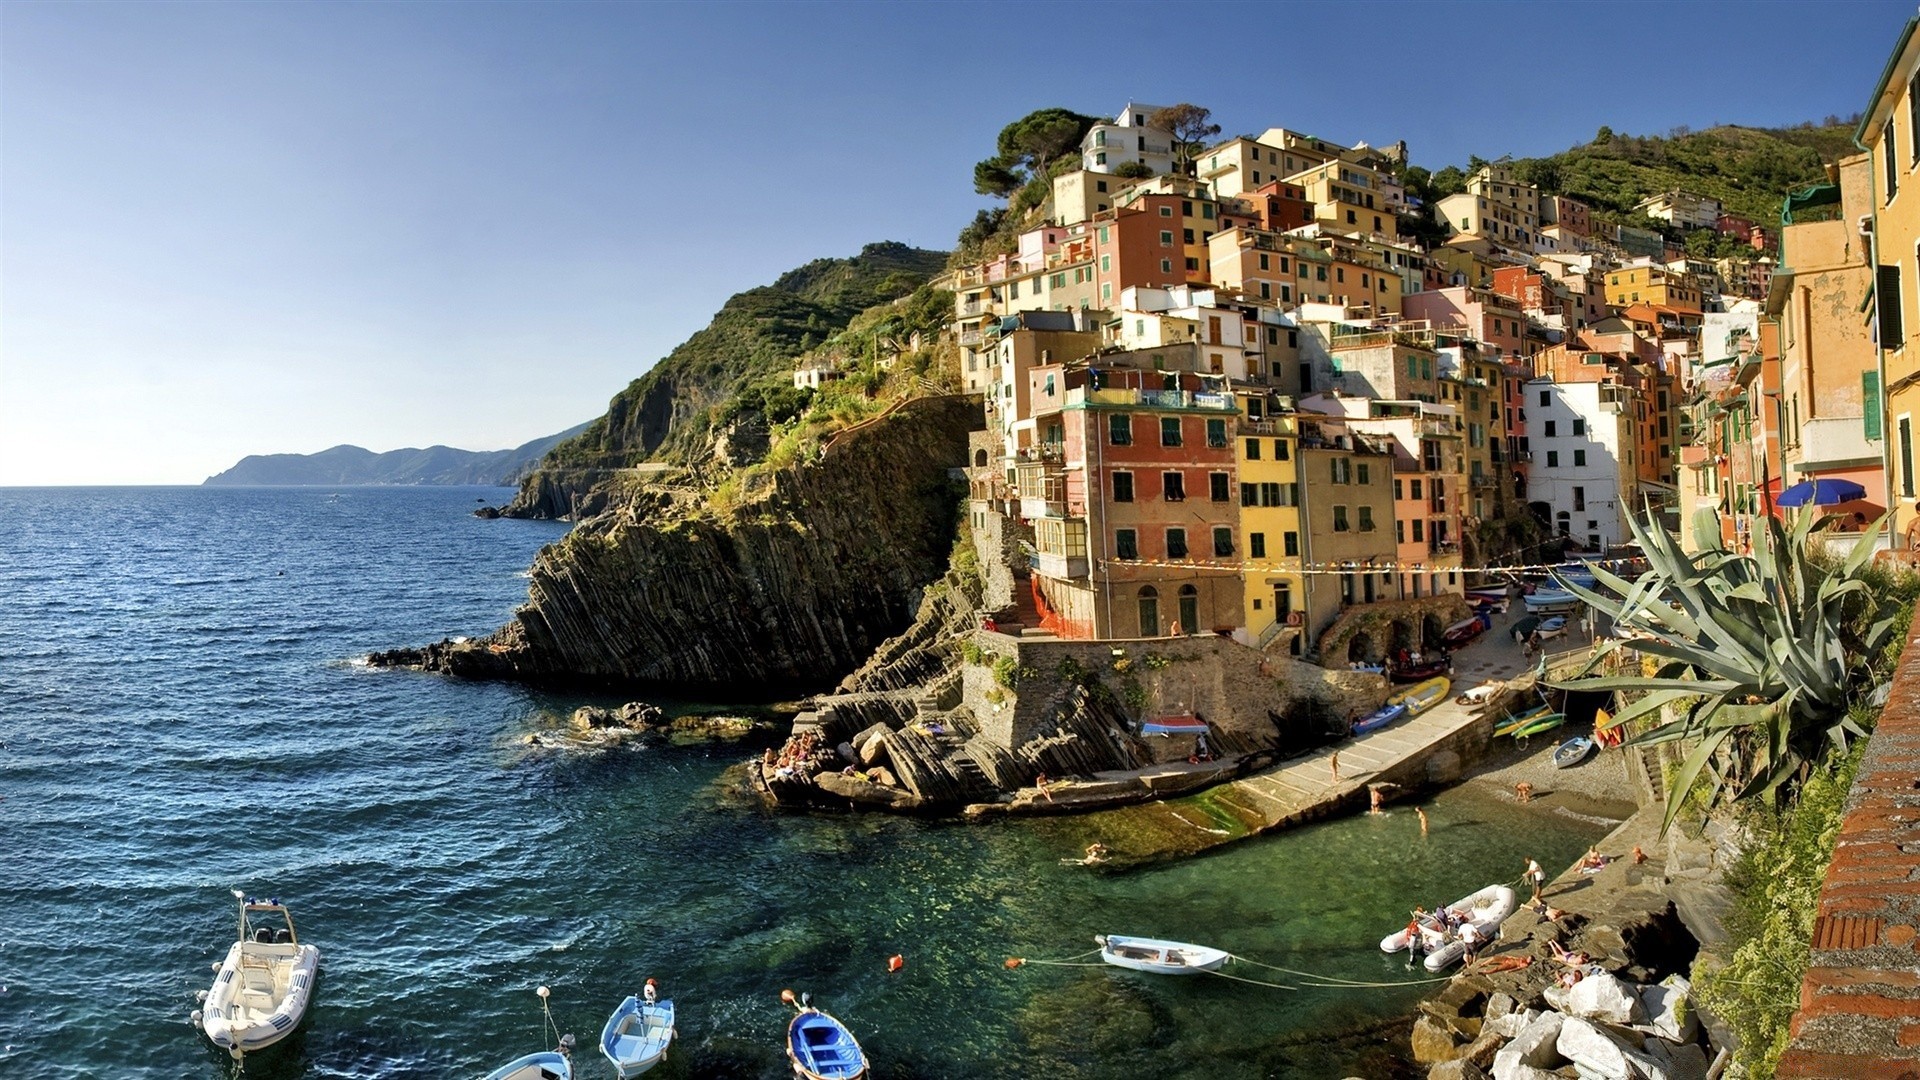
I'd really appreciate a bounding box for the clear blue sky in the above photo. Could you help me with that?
[3,0,1911,484]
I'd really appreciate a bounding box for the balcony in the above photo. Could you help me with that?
[958,330,983,346]
[1081,387,1240,412]
[1470,474,1496,491]
[960,301,986,317]
[1430,540,1460,555]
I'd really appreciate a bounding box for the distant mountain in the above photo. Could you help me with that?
[203,422,592,487]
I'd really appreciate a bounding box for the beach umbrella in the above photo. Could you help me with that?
[1775,478,1867,507]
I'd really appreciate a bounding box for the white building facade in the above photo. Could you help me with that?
[1527,379,1636,552]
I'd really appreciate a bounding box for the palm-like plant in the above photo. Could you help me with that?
[1549,507,1896,833]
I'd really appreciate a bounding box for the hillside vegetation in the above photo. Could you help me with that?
[543,241,949,470]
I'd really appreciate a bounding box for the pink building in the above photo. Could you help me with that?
[1401,286,1530,360]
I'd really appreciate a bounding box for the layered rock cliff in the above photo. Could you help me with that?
[375,395,979,690]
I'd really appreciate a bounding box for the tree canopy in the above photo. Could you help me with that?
[973,107,1102,198]
[1150,103,1220,173]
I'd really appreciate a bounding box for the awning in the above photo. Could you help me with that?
[1781,182,1841,226]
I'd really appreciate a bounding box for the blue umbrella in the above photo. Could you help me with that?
[1776,478,1867,507]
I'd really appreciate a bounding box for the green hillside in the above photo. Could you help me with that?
[545,241,948,468]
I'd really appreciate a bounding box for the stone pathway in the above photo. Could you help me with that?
[1077,601,1590,863]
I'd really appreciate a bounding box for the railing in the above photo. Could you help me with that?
[960,302,985,316]
[1430,540,1460,555]
[1471,475,1495,490]
[958,330,983,346]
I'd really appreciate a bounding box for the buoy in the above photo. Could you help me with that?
[887,954,904,973]
[1004,958,1024,969]
[537,985,551,1000]
[780,988,796,1007]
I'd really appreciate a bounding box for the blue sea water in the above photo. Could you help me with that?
[0,486,1610,1079]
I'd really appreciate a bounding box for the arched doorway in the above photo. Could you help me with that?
[1137,586,1160,637]
[1347,631,1374,664]
[1423,613,1446,650]
[1388,620,1412,658]
[1178,584,1199,635]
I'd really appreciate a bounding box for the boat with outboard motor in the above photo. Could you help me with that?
[484,986,575,1080]
[1379,884,1517,972]
[193,891,319,1059]
[1096,934,1230,975]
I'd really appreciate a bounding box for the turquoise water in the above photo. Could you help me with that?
[0,487,1609,1078]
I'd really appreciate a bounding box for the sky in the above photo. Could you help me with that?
[2,0,1914,485]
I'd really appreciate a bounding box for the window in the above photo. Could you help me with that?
[1333,505,1350,532]
[1573,418,1586,436]
[1096,152,1107,166]
[1274,439,1290,460]
[1251,533,1266,558]
[1888,118,1901,202]
[1163,472,1186,501]
[1911,71,1920,164]
[1410,478,1423,499]
[1396,520,1406,542]
[1573,485,1586,511]
[1209,472,1230,502]
[1284,531,1299,556]
[1183,228,1194,244]
[1539,390,1550,407]
[1574,449,1587,466]
[1245,437,1261,460]
[1112,472,1134,502]
[1880,264,1905,349]
[1161,258,1174,274]
[1160,230,1175,246]
[1331,457,1351,484]
[1358,506,1375,532]
[1547,450,1560,467]
[1544,420,1556,437]
[1393,479,1404,499]
[1161,417,1183,446]
[1159,206,1173,217]
[1100,254,1111,272]
[1166,528,1189,559]
[1116,529,1138,560]
[1213,527,1234,557]
[1206,419,1228,448]
[1109,414,1132,445]
[1356,462,1370,485]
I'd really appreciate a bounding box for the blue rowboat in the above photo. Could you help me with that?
[1352,702,1406,735]
[1524,589,1580,613]
[1553,736,1597,769]
[600,994,674,1077]
[483,1051,571,1080]
[787,1008,867,1080]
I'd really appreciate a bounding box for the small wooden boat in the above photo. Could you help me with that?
[1553,736,1597,769]
[1466,586,1508,604]
[1389,677,1449,719]
[1352,701,1406,735]
[1535,616,1569,641]
[600,991,674,1077]
[1455,681,1503,707]
[1390,656,1451,683]
[484,1052,572,1080]
[786,1004,867,1080]
[1442,613,1490,647]
[1508,713,1566,739]
[1380,885,1518,972]
[1509,615,1541,644]
[1524,589,1580,614]
[1493,704,1550,736]
[194,892,319,1059]
[1141,712,1209,735]
[1095,934,1230,975]
[1473,596,1510,615]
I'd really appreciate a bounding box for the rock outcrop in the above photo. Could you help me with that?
[372,395,979,690]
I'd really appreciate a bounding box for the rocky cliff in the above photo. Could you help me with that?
[374,395,979,690]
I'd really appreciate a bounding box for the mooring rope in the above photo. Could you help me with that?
[1007,947,1461,988]
[1227,954,1455,987]
[1203,967,1296,991]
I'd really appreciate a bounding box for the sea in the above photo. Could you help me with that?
[0,486,1611,1079]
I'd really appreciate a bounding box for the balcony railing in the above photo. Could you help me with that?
[958,330,983,346]
[1430,540,1460,555]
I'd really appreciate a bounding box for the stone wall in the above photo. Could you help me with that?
[960,630,1387,751]
[1316,593,1474,665]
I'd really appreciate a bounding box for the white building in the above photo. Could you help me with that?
[1527,379,1636,551]
[794,360,845,390]
[1634,190,1723,230]
[1109,284,1256,380]
[1080,102,1178,176]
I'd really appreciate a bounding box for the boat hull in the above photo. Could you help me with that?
[1387,677,1450,718]
[484,1051,572,1080]
[1421,885,1518,971]
[1510,714,1566,739]
[1098,934,1229,975]
[1553,736,1597,769]
[1389,659,1451,683]
[1493,705,1550,737]
[600,995,675,1077]
[1351,703,1406,735]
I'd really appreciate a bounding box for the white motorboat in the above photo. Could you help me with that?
[1095,934,1229,974]
[1379,885,1517,972]
[194,892,319,1058]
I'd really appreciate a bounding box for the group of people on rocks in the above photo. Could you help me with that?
[763,729,826,782]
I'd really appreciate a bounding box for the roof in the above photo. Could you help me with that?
[1855,14,1920,147]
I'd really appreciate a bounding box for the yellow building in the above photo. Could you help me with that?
[1235,401,1306,653]
[1199,137,1299,199]
[1286,158,1398,238]
[1602,265,1703,313]
[1859,13,1920,540]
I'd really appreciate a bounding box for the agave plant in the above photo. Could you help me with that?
[1549,506,1896,833]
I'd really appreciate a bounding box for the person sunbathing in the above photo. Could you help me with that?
[1547,940,1590,968]
[1577,847,1610,873]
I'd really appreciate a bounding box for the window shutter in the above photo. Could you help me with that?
[1879,264,1905,350]
[1865,370,1883,441]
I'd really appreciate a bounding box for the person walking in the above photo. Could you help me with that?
[1415,806,1429,836]
[1525,857,1545,905]
[1329,750,1340,783]
[1404,913,1424,970]
[1459,921,1483,967]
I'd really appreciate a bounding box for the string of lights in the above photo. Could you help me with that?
[1090,556,1637,576]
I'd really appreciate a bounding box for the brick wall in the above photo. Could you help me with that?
[1777,631,1920,1077]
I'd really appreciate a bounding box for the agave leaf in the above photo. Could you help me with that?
[1839,512,1890,578]
[1547,674,1739,696]
[1605,687,1705,730]
[1661,727,1734,835]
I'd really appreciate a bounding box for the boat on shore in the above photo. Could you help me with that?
[1352,700,1406,735]
[1509,713,1566,739]
[1442,612,1490,648]
[1390,656,1451,683]
[600,988,674,1077]
[1493,704,1550,736]
[1524,589,1580,614]
[1553,736,1597,769]
[783,995,867,1080]
[1389,677,1449,718]
[193,892,319,1059]
[1455,681,1503,707]
[1096,934,1230,975]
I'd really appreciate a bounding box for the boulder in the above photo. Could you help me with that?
[617,701,665,728]
[570,705,616,731]
[858,728,893,767]
[1457,1025,1506,1069]
[1412,1014,1462,1064]
[813,770,925,811]
[1490,1011,1563,1080]
[1555,1016,1662,1080]
[1484,1008,1538,1040]
[1486,992,1518,1020]
[1428,1060,1490,1080]
[1636,975,1698,1045]
[1644,1037,1709,1080]
[871,766,899,788]
[1565,972,1646,1026]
